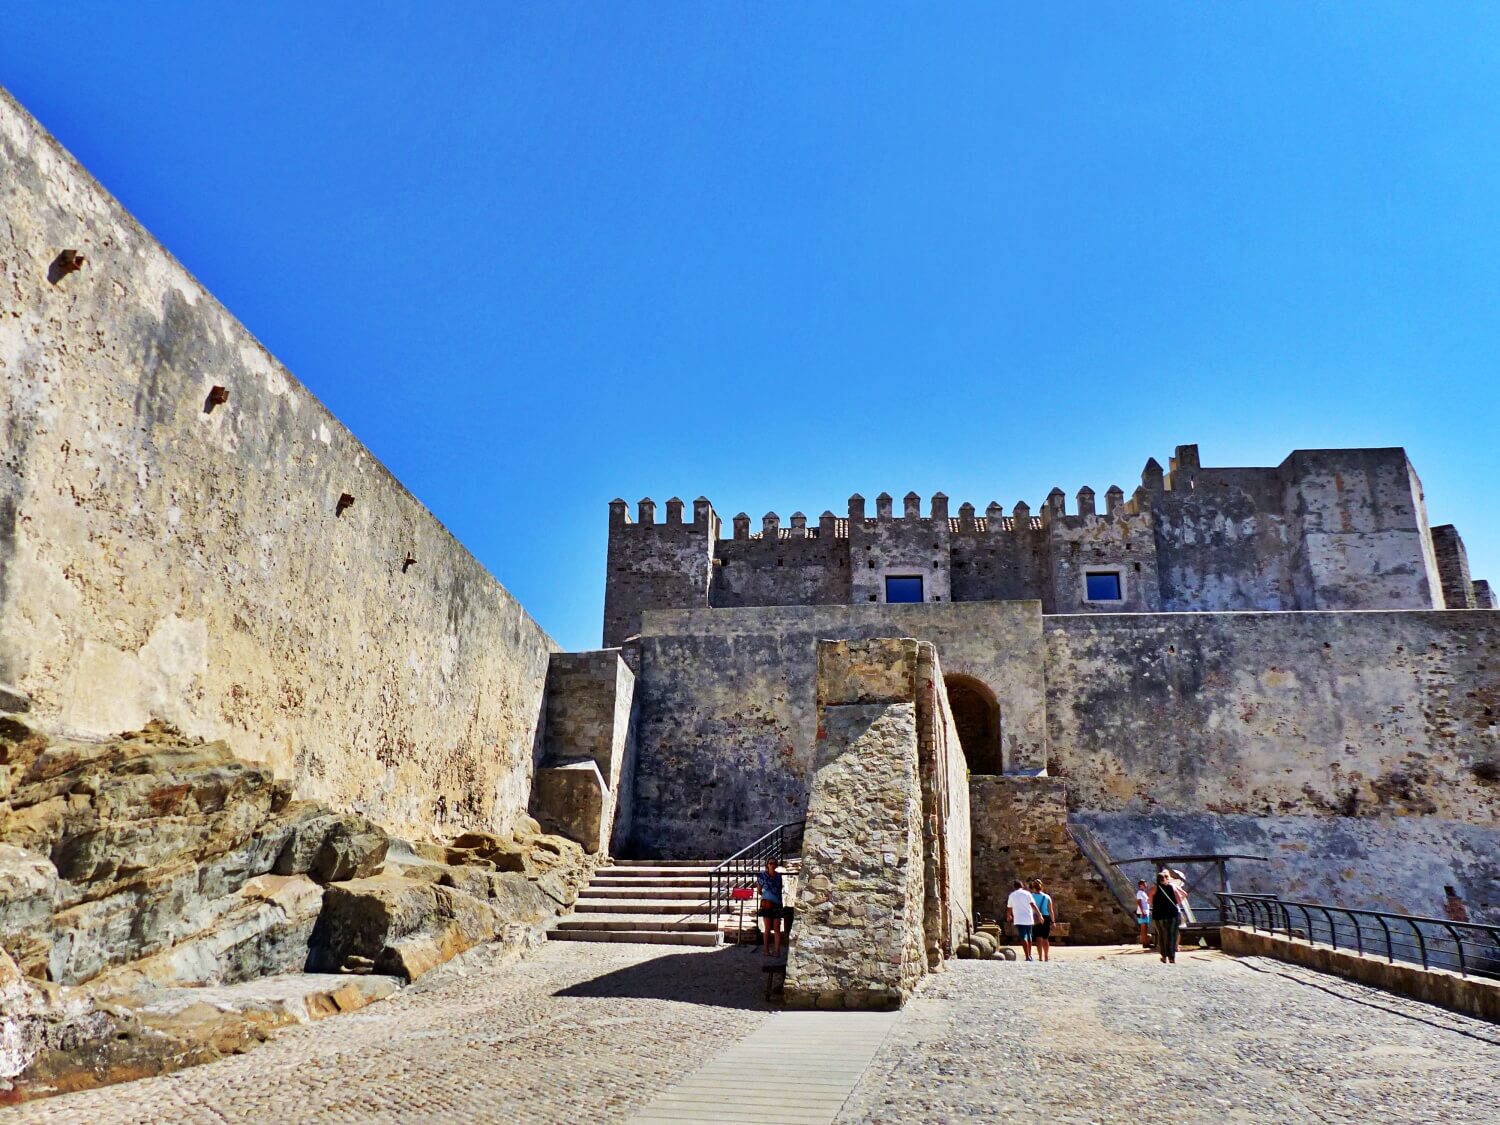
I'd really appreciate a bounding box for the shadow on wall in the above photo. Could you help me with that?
[945,674,1001,774]
[552,944,771,1010]
[1074,810,1500,926]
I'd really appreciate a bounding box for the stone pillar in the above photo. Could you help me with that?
[785,639,927,1010]
[1431,525,1477,609]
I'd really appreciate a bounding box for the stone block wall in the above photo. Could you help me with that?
[785,639,928,1009]
[602,499,715,645]
[1431,524,1478,609]
[713,527,851,609]
[532,650,637,854]
[916,643,973,963]
[1045,610,1500,825]
[0,89,555,842]
[530,760,608,853]
[847,502,953,606]
[969,776,1134,944]
[1281,449,1442,612]
[627,602,1045,858]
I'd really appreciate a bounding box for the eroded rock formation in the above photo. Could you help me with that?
[0,719,590,1102]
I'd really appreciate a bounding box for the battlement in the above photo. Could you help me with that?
[603,442,1489,644]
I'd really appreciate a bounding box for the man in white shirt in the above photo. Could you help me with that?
[1005,879,1041,961]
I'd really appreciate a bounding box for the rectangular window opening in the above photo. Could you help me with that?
[885,575,924,603]
[1085,571,1122,601]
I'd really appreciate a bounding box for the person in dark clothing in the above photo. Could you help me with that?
[757,858,789,958]
[1152,871,1182,964]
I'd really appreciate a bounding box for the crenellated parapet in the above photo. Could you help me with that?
[603,495,721,644]
[602,440,1473,642]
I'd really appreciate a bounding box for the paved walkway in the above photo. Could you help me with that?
[841,945,1500,1124]
[629,1011,897,1124]
[12,943,1499,1123]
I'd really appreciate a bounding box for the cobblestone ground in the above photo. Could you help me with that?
[14,944,1499,1123]
[837,947,1500,1124]
[11,941,771,1124]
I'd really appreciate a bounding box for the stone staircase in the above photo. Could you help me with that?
[548,859,800,946]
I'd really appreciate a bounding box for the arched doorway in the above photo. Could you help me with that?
[945,675,1002,774]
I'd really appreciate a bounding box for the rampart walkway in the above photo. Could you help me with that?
[12,943,1498,1124]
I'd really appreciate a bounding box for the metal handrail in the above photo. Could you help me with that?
[1218,892,1500,980]
[705,820,806,924]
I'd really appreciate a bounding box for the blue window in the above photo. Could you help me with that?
[1085,571,1122,601]
[885,576,924,603]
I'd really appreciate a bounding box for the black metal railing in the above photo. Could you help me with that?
[1218,892,1500,980]
[706,821,805,924]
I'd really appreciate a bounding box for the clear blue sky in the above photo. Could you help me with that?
[8,4,1500,648]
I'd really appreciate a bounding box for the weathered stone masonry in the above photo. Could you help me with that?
[604,442,1492,645]
[626,602,1044,859]
[0,89,556,843]
[969,776,1134,944]
[530,649,637,854]
[786,639,970,1009]
[625,602,1500,923]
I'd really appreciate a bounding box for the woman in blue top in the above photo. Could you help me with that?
[1029,879,1055,962]
[757,858,788,958]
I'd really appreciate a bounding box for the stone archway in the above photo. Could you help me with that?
[944,674,1001,774]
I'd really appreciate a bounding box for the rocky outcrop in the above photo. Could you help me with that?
[0,721,592,1102]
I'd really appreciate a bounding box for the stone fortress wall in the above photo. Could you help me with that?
[0,89,558,843]
[604,443,1495,646]
[625,602,1046,859]
[624,602,1500,923]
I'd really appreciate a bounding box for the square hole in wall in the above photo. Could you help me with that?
[885,575,924,603]
[1084,571,1122,601]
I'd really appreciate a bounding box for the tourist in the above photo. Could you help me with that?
[1029,879,1055,961]
[1006,879,1041,961]
[1152,871,1182,964]
[1135,879,1152,948]
[1444,885,1470,923]
[1166,867,1196,924]
[757,858,788,958]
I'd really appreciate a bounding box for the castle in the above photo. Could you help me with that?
[4,80,1499,1028]
[605,443,1493,645]
[596,441,1500,959]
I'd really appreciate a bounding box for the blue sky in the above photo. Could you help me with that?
[8,4,1500,648]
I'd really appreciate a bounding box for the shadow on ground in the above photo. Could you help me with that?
[553,943,774,1010]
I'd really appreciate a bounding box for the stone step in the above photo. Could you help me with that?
[589,876,716,886]
[556,915,720,932]
[597,871,721,880]
[546,929,721,946]
[606,870,804,876]
[598,869,797,881]
[579,886,723,900]
[574,898,709,915]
